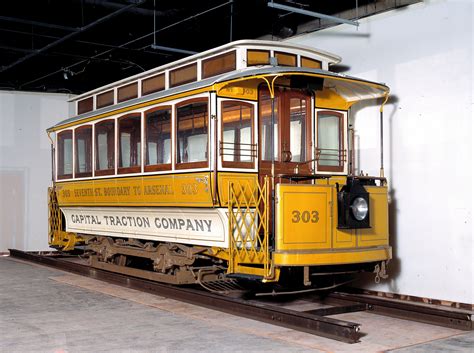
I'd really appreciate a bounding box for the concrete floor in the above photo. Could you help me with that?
[1,256,472,353]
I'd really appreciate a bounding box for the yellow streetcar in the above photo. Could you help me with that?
[47,40,391,290]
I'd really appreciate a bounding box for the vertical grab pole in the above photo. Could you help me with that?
[269,81,277,254]
[47,131,55,183]
[228,181,234,274]
[379,109,384,178]
[379,93,389,178]
[261,75,280,268]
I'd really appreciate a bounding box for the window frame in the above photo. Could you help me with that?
[175,98,209,170]
[316,110,345,173]
[74,125,93,178]
[220,100,255,169]
[144,105,173,172]
[117,113,142,175]
[258,88,312,164]
[285,90,312,165]
[94,118,116,176]
[57,129,73,180]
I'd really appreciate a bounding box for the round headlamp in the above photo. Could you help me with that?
[351,197,368,221]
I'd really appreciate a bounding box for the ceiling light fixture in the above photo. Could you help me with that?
[62,68,74,80]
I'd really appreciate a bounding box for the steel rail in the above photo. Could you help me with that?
[8,250,361,343]
[326,292,473,331]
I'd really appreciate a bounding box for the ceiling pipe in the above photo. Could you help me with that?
[150,44,197,55]
[0,28,169,57]
[0,15,77,32]
[19,1,230,89]
[81,0,167,17]
[136,1,233,51]
[267,1,359,27]
[0,0,146,74]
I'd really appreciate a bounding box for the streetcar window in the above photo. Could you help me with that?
[142,73,165,96]
[117,82,138,103]
[95,120,115,176]
[57,130,73,180]
[275,52,296,67]
[176,100,208,168]
[260,92,279,161]
[118,114,141,174]
[96,90,114,109]
[247,50,270,66]
[317,111,344,171]
[202,51,236,79]
[221,101,254,167]
[145,107,172,172]
[289,98,307,163]
[301,57,322,69]
[74,126,92,178]
[77,97,93,115]
[170,63,197,88]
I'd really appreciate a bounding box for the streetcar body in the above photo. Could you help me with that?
[47,40,391,287]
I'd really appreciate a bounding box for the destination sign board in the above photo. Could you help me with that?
[61,206,229,248]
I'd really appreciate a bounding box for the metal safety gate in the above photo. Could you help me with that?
[227,176,275,280]
[48,187,82,251]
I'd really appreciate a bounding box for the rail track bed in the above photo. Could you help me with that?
[8,249,473,344]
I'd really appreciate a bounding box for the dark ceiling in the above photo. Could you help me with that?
[0,0,411,94]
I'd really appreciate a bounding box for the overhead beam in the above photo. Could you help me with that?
[267,1,359,27]
[0,0,145,74]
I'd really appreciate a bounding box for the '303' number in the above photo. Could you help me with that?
[291,210,319,223]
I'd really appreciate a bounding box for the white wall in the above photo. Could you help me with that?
[0,91,73,252]
[288,0,473,304]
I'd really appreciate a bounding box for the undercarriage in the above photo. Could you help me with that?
[86,236,229,287]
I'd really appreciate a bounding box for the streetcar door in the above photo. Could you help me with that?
[259,88,312,181]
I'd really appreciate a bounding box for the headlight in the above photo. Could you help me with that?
[351,197,368,221]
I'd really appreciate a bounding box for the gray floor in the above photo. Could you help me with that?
[388,334,474,353]
[0,257,315,353]
[1,256,473,353]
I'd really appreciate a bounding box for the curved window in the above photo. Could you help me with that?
[145,107,172,172]
[57,130,73,180]
[74,126,92,178]
[118,114,141,174]
[95,120,115,176]
[221,101,255,168]
[176,100,208,169]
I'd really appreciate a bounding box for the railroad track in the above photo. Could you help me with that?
[8,250,473,343]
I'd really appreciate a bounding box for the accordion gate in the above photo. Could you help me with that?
[48,187,82,251]
[227,176,276,281]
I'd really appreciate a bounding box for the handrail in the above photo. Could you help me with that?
[219,141,258,158]
[293,148,347,173]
